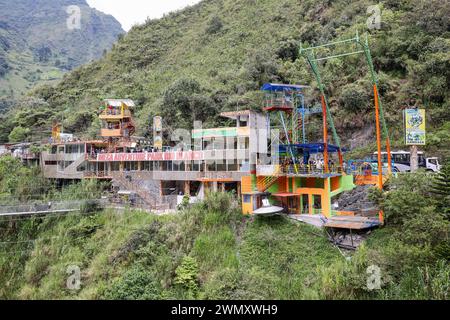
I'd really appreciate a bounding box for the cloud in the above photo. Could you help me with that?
[87,0,202,31]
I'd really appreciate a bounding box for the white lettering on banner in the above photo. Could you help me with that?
[97,151,205,162]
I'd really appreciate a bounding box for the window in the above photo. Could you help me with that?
[192,161,200,171]
[142,162,153,171]
[207,162,216,172]
[419,154,426,165]
[243,195,251,203]
[227,160,238,172]
[216,162,227,172]
[173,161,185,171]
[124,162,138,171]
[429,159,437,165]
[161,161,172,171]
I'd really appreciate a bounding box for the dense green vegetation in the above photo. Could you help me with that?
[0,0,123,104]
[0,158,448,299]
[1,0,448,160]
[0,155,105,205]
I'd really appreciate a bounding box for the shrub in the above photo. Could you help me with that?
[103,266,161,300]
[205,16,223,35]
[8,126,30,142]
[339,83,369,113]
[174,256,199,294]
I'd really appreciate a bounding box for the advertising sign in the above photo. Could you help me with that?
[404,109,426,145]
[153,135,163,150]
[153,116,162,132]
[153,116,163,150]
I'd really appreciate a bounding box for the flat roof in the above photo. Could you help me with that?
[261,83,310,92]
[220,110,252,120]
[104,99,135,107]
[279,143,345,154]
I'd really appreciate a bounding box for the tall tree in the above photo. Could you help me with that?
[431,161,450,220]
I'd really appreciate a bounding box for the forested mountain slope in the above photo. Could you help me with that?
[1,0,448,157]
[0,0,123,103]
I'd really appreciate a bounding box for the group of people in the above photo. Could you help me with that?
[281,156,342,174]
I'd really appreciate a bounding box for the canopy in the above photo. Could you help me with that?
[279,143,345,154]
[104,99,135,107]
[261,83,309,92]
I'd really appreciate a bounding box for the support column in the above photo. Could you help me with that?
[299,195,303,214]
[321,95,329,173]
[323,178,332,217]
[386,137,392,175]
[374,84,384,224]
[308,194,313,215]
[410,145,419,172]
[338,149,344,172]
[184,181,190,196]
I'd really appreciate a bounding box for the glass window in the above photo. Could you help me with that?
[227,160,238,172]
[142,161,153,171]
[192,161,200,171]
[217,162,227,172]
[243,195,251,203]
[207,162,216,172]
[110,162,120,171]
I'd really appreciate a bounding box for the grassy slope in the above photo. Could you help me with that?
[0,208,342,300]
[1,191,447,300]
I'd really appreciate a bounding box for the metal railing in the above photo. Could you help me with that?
[281,165,344,175]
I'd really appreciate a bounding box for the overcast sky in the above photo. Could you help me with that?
[87,0,202,31]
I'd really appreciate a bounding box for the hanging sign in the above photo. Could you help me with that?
[404,109,426,145]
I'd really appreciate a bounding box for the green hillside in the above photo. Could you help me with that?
[0,173,448,300]
[0,155,448,299]
[0,0,123,106]
[1,0,448,157]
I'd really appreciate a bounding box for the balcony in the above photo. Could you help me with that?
[101,129,122,137]
[99,110,132,120]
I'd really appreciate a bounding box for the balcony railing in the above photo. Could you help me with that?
[100,129,122,137]
[84,171,111,179]
[281,165,345,175]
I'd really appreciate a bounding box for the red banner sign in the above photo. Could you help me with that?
[97,151,204,162]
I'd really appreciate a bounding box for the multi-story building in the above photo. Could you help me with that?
[41,102,269,208]
[40,94,360,219]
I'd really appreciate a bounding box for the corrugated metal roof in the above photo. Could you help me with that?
[104,99,135,107]
[261,83,310,92]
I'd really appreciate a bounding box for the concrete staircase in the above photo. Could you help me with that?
[111,173,169,210]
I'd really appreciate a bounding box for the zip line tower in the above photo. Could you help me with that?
[299,31,392,224]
